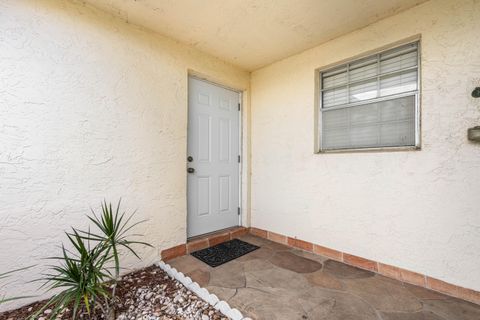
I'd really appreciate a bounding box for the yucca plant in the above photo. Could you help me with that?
[34,230,111,319]
[84,199,151,280]
[78,199,152,318]
[35,200,151,320]
[0,266,34,305]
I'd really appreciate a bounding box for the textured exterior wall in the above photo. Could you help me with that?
[251,0,480,292]
[0,0,249,311]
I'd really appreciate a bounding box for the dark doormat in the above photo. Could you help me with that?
[191,238,259,267]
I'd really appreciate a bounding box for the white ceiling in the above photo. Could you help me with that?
[84,0,427,71]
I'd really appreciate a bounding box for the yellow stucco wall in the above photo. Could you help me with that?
[2,0,480,311]
[0,0,250,310]
[250,0,480,291]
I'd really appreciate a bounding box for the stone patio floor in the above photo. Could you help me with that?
[168,234,480,320]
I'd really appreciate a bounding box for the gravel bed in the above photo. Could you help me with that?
[0,266,227,320]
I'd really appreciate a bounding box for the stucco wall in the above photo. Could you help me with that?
[0,0,249,310]
[251,0,480,292]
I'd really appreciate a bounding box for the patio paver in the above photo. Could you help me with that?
[168,235,480,319]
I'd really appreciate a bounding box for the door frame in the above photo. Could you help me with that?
[186,73,243,239]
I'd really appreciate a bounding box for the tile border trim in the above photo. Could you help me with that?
[249,227,480,306]
[159,226,480,305]
[155,260,251,320]
[160,227,249,261]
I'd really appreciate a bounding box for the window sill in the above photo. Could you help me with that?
[316,145,421,154]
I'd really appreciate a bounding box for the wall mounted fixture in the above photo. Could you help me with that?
[468,126,480,142]
[472,87,480,98]
[467,87,480,142]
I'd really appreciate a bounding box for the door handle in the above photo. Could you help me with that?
[187,168,195,173]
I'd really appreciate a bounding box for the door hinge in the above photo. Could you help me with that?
[238,207,241,215]
[238,155,241,163]
[238,103,241,111]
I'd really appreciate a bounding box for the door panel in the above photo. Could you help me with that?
[187,77,240,238]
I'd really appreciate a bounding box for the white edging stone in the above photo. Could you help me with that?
[207,293,220,305]
[155,260,248,320]
[226,308,244,320]
[214,300,230,314]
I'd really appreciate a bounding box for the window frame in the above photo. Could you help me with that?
[316,38,421,153]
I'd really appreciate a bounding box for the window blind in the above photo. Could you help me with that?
[320,42,419,150]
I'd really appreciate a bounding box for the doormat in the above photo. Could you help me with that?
[191,239,259,267]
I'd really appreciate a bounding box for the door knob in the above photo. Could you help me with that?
[187,168,195,173]
[187,156,193,162]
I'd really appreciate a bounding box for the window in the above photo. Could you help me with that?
[319,41,420,151]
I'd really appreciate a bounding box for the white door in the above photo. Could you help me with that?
[187,77,240,238]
